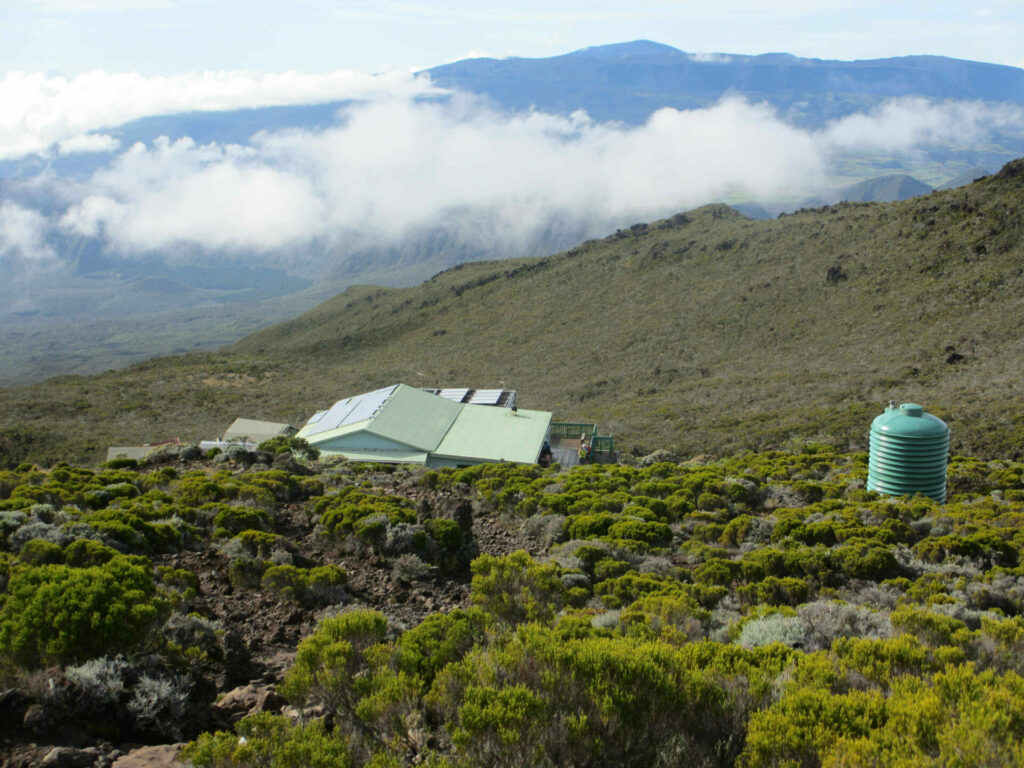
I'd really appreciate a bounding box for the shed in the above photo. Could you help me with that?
[222,418,297,444]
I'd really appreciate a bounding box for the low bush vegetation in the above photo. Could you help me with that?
[6,448,1024,765]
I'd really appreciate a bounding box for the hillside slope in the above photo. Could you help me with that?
[2,160,1024,466]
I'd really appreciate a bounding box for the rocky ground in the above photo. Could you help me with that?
[0,452,543,768]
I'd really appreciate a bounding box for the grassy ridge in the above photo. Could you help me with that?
[2,160,1024,466]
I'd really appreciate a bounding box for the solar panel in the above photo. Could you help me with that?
[439,388,471,403]
[469,389,503,405]
[346,385,396,423]
[304,385,397,437]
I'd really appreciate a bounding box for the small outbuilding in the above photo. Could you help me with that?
[296,383,552,468]
[221,418,298,444]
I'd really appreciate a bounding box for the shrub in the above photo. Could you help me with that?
[738,577,811,607]
[607,519,673,547]
[316,487,415,536]
[261,564,347,606]
[65,655,130,708]
[392,553,431,584]
[104,458,138,470]
[63,539,119,567]
[425,518,463,555]
[127,672,191,738]
[833,543,900,581]
[737,613,810,649]
[257,436,321,461]
[890,605,969,647]
[0,555,164,668]
[18,538,64,565]
[470,551,563,625]
[393,608,490,688]
[566,513,616,539]
[9,520,69,551]
[161,612,225,661]
[182,713,355,768]
[741,687,887,768]
[212,505,271,537]
[281,610,389,715]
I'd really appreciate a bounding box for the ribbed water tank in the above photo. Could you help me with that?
[867,403,949,503]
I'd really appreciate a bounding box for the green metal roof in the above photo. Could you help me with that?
[365,384,463,451]
[300,384,552,466]
[433,405,552,464]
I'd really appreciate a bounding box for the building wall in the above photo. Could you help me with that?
[426,455,479,469]
[315,430,415,455]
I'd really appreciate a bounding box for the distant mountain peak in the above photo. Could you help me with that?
[565,40,687,59]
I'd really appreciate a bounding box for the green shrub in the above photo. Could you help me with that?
[425,518,463,555]
[261,564,347,606]
[607,519,672,547]
[182,713,354,768]
[104,458,139,470]
[281,610,389,714]
[565,513,616,539]
[257,436,321,461]
[890,606,969,647]
[738,576,811,607]
[62,539,119,567]
[18,538,64,565]
[315,487,416,536]
[212,505,271,536]
[0,555,164,668]
[470,551,563,625]
[393,608,491,688]
[741,686,887,768]
[833,543,899,581]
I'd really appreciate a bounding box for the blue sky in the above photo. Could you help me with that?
[4,0,1024,76]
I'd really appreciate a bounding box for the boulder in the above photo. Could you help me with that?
[40,747,100,768]
[112,744,186,768]
[212,683,286,724]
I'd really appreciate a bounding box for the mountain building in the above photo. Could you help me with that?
[296,384,551,468]
[221,418,298,444]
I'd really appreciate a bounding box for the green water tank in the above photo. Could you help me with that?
[867,402,949,503]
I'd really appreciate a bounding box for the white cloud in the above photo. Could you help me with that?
[60,95,825,258]
[0,202,58,273]
[61,136,326,250]
[58,132,121,154]
[818,97,1024,152]
[688,52,733,63]
[41,92,1024,276]
[0,68,443,161]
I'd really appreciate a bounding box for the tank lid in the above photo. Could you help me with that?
[871,402,949,438]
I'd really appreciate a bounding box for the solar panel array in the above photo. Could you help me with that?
[303,385,398,437]
[438,388,471,403]
[469,389,504,405]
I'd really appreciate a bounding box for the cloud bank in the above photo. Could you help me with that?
[58,96,825,257]
[3,84,1020,283]
[820,97,1024,152]
[0,68,441,160]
